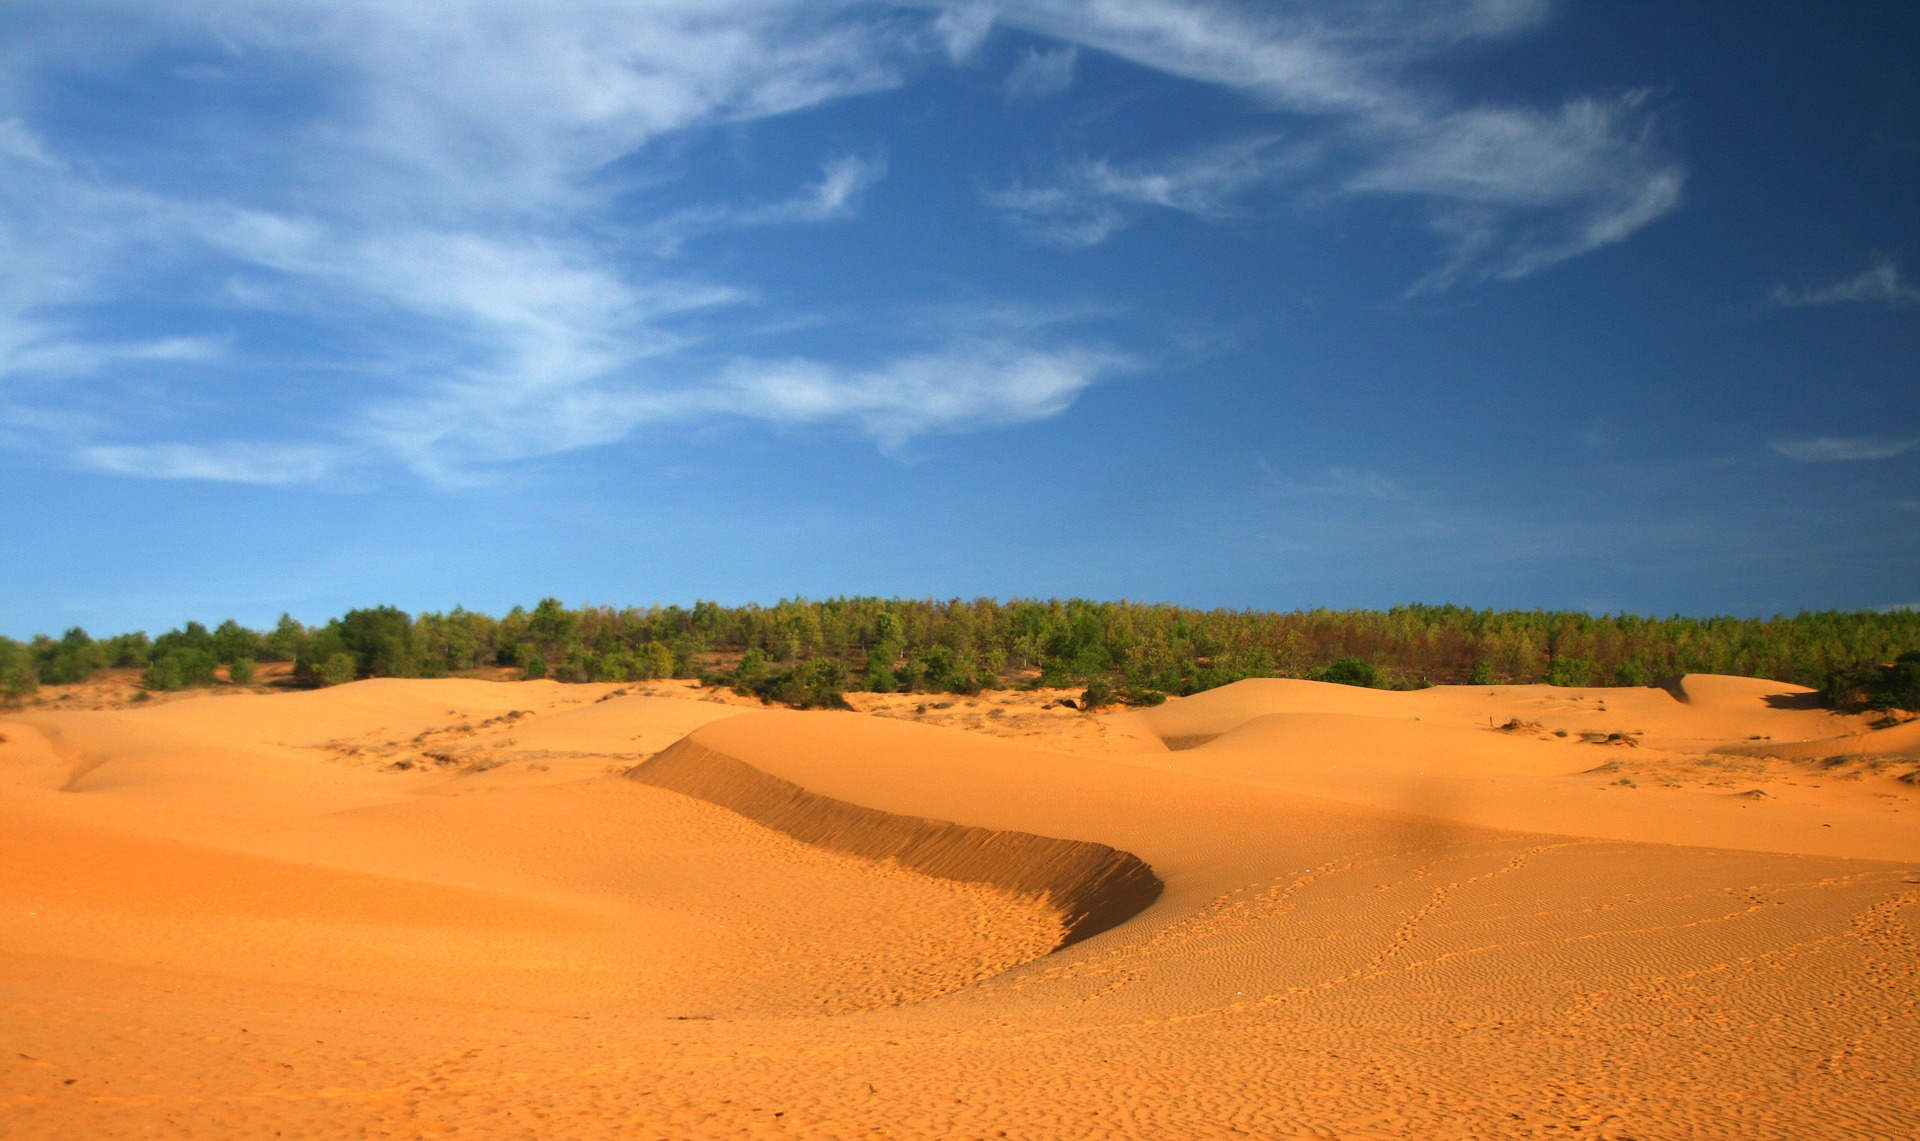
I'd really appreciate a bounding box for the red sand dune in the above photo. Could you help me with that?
[3,675,1916,1139]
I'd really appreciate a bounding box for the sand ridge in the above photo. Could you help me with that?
[3,674,1918,1138]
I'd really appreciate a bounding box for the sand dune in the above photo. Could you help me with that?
[4,675,1918,1138]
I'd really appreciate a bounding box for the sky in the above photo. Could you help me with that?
[1,0,1916,637]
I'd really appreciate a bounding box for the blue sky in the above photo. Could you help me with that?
[2,0,1916,636]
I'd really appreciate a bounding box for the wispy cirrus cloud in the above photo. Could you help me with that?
[1771,436,1918,463]
[80,442,340,484]
[990,135,1293,247]
[0,1,1689,490]
[1772,257,1920,310]
[647,154,889,255]
[1004,45,1078,101]
[980,0,1683,287]
[0,3,1123,485]
[1258,458,1408,501]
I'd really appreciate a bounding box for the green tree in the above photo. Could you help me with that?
[336,606,417,678]
[142,655,183,692]
[34,628,106,686]
[265,613,307,661]
[1310,657,1380,688]
[1546,656,1595,687]
[0,636,37,700]
[318,652,358,687]
[211,619,265,666]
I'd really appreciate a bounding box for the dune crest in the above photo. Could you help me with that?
[630,735,1163,946]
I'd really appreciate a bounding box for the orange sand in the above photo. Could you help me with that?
[3,675,1916,1139]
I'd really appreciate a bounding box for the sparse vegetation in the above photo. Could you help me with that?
[3,599,1916,711]
[1821,651,1920,713]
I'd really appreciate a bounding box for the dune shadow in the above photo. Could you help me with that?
[1761,691,1824,711]
[628,738,1164,948]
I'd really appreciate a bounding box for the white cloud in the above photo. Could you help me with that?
[649,154,889,253]
[707,341,1131,448]
[1004,46,1077,100]
[1772,258,1920,310]
[981,1,1683,284]
[934,4,998,62]
[0,1,1687,487]
[990,135,1291,246]
[81,442,339,484]
[1771,436,1919,463]
[1,3,1124,483]
[0,119,61,169]
[358,340,1131,475]
[1260,459,1407,501]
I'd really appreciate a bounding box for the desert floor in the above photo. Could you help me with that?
[3,673,1916,1139]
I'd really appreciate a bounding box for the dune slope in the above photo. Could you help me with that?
[631,735,1161,945]
[3,677,1917,1140]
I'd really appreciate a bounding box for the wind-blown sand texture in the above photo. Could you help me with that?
[3,674,1917,1139]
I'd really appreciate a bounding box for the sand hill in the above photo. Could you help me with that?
[3,675,1916,1138]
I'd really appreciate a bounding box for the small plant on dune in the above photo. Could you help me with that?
[1467,661,1495,686]
[1079,677,1115,712]
[227,656,257,685]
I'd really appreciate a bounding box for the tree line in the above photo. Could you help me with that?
[3,599,1918,710]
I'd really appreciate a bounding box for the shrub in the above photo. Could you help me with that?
[1546,656,1595,687]
[1876,653,1920,710]
[1310,657,1380,688]
[1080,678,1115,711]
[103,631,152,668]
[634,642,675,680]
[740,657,851,709]
[588,650,632,683]
[1827,652,1920,712]
[337,606,417,678]
[292,625,347,686]
[1613,659,1653,687]
[142,656,183,692]
[1467,661,1495,686]
[228,657,257,685]
[0,636,38,700]
[35,628,107,686]
[520,653,548,680]
[211,619,266,668]
[143,648,218,691]
[318,652,358,687]
[265,613,307,661]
